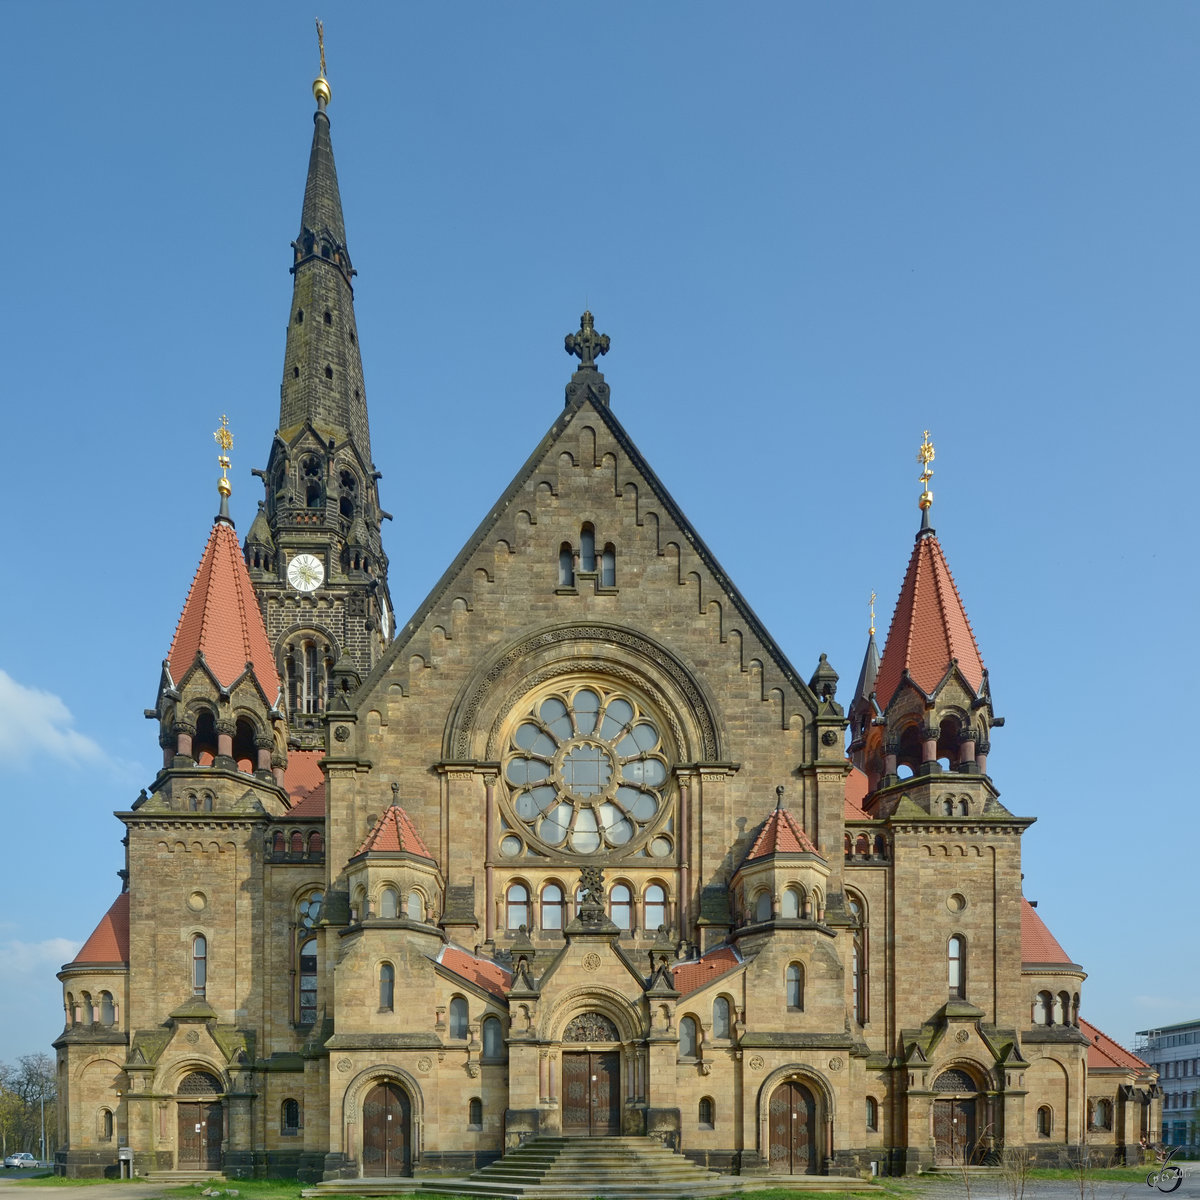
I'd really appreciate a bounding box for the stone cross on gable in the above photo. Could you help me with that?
[565,310,610,370]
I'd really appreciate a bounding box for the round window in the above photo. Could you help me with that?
[504,684,671,855]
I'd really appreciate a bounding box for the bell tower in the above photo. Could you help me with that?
[246,32,393,750]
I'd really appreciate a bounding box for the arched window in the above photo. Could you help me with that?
[298,937,318,1025]
[192,935,207,997]
[290,830,304,854]
[282,1098,300,1135]
[379,963,395,1011]
[81,992,94,1024]
[506,882,530,930]
[99,991,116,1026]
[379,887,399,919]
[852,938,865,1023]
[232,718,256,773]
[468,1097,483,1128]
[644,883,667,931]
[194,709,218,765]
[754,889,772,922]
[309,832,324,855]
[713,996,731,1038]
[781,887,801,919]
[353,885,366,922]
[100,1109,113,1141]
[610,883,632,930]
[449,996,469,1039]
[1036,1106,1052,1137]
[698,1096,714,1129]
[866,1096,878,1132]
[65,992,75,1027]
[679,1015,698,1059]
[1056,991,1070,1025]
[558,543,574,588]
[949,935,966,998]
[541,883,565,930]
[855,833,870,855]
[273,831,286,855]
[580,524,596,573]
[601,544,616,587]
[287,639,329,716]
[1071,993,1080,1026]
[482,1015,505,1061]
[1034,991,1052,1026]
[786,963,804,1011]
[406,890,424,921]
[1096,1098,1112,1129]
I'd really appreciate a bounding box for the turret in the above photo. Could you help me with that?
[863,433,999,814]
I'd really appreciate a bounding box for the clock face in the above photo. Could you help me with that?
[287,553,324,593]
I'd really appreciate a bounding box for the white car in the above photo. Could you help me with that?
[4,1153,37,1169]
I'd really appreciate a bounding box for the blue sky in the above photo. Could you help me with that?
[2,2,1196,1065]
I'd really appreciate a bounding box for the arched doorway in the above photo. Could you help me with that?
[933,1068,979,1165]
[176,1071,223,1171]
[561,1011,621,1136]
[768,1080,817,1174]
[362,1081,411,1177]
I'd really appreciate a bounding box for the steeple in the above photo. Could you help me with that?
[863,433,998,795]
[847,597,881,771]
[247,40,393,744]
[150,424,290,798]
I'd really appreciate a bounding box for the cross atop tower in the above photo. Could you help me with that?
[565,310,610,370]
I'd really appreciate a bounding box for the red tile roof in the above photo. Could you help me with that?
[285,749,326,815]
[68,893,129,966]
[845,766,870,819]
[1020,899,1074,964]
[353,805,434,859]
[744,807,820,861]
[167,520,280,696]
[874,531,984,710]
[1080,1018,1149,1071]
[439,946,511,999]
[671,946,741,997]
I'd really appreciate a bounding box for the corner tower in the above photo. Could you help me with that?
[246,52,392,749]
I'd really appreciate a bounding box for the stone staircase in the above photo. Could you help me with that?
[452,1135,739,1198]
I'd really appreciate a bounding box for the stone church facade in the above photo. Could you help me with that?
[53,63,1159,1182]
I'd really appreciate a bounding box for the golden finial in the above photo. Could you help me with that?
[917,429,935,512]
[214,415,234,499]
[869,591,877,638]
[313,19,331,107]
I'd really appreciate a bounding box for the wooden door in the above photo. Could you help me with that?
[362,1082,410,1177]
[934,1098,976,1164]
[768,1081,816,1174]
[177,1102,221,1169]
[562,1051,620,1136]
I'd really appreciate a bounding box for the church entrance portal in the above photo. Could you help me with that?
[933,1068,979,1165]
[562,1052,620,1136]
[176,1071,223,1171]
[362,1081,411,1177]
[768,1081,817,1175]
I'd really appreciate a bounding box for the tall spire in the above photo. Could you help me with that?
[247,39,393,734]
[873,433,985,711]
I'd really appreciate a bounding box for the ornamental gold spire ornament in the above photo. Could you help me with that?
[313,18,331,107]
[214,414,233,520]
[869,590,877,638]
[917,429,935,512]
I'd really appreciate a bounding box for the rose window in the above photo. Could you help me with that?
[505,685,670,854]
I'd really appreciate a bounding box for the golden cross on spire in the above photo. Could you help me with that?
[869,590,877,637]
[917,429,935,512]
[214,415,233,499]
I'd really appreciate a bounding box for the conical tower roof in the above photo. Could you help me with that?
[352,804,434,861]
[168,517,280,696]
[874,526,984,710]
[852,631,880,708]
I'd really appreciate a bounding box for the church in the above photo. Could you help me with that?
[53,58,1159,1184]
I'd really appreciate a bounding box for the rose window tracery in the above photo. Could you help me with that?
[504,684,670,855]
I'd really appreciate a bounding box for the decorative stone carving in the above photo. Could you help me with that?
[334,725,351,741]
[582,952,602,973]
[336,1057,352,1074]
[748,1055,765,1071]
[828,1056,844,1071]
[564,1011,620,1042]
[417,1056,433,1073]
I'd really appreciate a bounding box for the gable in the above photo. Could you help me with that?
[356,394,819,726]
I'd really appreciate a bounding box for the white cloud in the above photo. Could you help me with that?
[0,670,107,769]
[0,937,81,977]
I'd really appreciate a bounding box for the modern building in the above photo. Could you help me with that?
[53,59,1160,1182]
[1136,1020,1199,1152]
